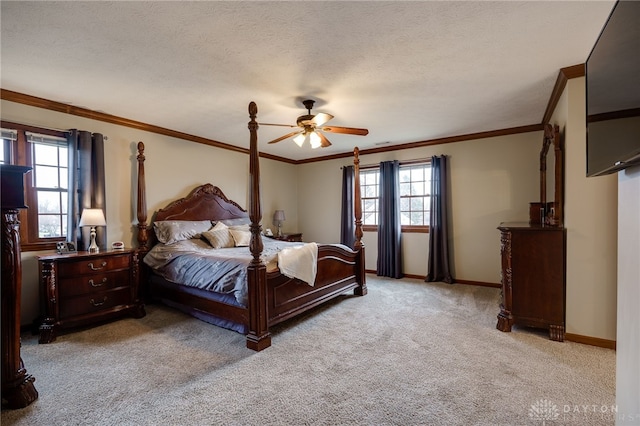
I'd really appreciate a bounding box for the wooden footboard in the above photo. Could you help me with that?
[267,244,364,326]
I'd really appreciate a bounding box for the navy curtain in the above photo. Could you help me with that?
[377,161,402,278]
[426,155,453,283]
[340,165,356,248]
[67,130,106,251]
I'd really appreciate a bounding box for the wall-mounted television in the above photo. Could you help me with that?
[586,0,640,177]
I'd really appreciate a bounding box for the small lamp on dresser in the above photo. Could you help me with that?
[79,208,106,253]
[273,210,285,237]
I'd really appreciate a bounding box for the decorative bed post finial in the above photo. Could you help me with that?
[247,102,262,263]
[136,142,148,250]
[352,147,367,296]
[246,101,271,351]
[353,147,363,251]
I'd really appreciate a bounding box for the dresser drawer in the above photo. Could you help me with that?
[59,270,131,298]
[57,254,130,277]
[59,287,132,319]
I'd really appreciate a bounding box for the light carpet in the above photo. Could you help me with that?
[1,275,616,425]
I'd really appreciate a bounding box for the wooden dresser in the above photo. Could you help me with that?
[496,222,566,341]
[38,249,145,343]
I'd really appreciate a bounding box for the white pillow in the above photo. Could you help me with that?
[154,220,212,245]
[230,228,251,247]
[201,221,234,249]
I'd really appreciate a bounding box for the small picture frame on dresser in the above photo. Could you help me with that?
[56,242,76,254]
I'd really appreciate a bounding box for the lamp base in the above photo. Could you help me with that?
[277,224,282,237]
[88,227,100,253]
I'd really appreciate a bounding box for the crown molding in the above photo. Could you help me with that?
[297,123,544,164]
[2,88,552,165]
[542,63,585,124]
[0,89,249,154]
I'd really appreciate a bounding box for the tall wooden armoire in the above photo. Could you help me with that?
[1,164,38,408]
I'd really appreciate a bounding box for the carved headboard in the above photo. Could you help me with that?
[154,184,248,222]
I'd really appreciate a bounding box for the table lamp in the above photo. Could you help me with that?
[79,208,106,253]
[273,210,285,237]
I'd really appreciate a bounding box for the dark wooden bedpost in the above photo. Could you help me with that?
[136,142,149,251]
[135,142,151,306]
[353,147,367,296]
[245,102,271,351]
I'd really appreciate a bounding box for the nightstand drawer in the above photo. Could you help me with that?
[59,270,131,298]
[59,287,132,319]
[57,254,130,277]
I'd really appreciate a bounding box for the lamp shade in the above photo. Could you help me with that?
[79,208,106,227]
[309,132,322,149]
[273,210,285,222]
[293,133,307,147]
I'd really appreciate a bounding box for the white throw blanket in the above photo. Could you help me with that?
[277,242,318,286]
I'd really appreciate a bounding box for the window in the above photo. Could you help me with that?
[399,163,431,229]
[1,122,69,251]
[1,129,16,164]
[359,161,431,233]
[360,169,380,226]
[28,133,69,239]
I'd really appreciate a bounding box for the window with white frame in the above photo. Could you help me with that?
[28,132,69,238]
[359,161,431,232]
[399,163,431,227]
[360,168,380,226]
[1,129,16,164]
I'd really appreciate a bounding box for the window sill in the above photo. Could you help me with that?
[362,225,429,233]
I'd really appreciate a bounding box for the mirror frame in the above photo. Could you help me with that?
[531,124,563,226]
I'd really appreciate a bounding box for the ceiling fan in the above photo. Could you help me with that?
[260,99,369,148]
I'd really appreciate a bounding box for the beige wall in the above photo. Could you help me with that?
[549,77,618,341]
[2,100,298,325]
[297,131,542,282]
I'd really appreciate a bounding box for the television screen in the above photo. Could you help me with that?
[586,0,640,177]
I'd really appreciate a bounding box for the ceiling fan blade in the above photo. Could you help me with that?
[320,126,369,136]
[267,130,303,144]
[317,132,332,148]
[311,113,334,127]
[259,122,298,128]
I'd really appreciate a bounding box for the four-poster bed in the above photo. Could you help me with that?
[135,102,366,351]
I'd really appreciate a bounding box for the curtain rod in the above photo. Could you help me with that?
[343,157,433,169]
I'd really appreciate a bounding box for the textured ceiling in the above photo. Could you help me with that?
[1,1,615,161]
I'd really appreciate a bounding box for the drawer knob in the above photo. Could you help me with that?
[87,261,107,271]
[89,278,107,287]
[90,296,107,307]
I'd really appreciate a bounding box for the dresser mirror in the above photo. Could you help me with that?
[530,124,563,226]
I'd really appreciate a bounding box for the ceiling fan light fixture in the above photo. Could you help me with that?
[262,98,368,148]
[309,131,322,149]
[293,132,307,147]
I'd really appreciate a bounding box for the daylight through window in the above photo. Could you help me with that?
[359,161,431,232]
[28,133,69,238]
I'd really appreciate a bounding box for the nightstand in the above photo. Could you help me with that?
[37,249,146,343]
[273,233,303,242]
